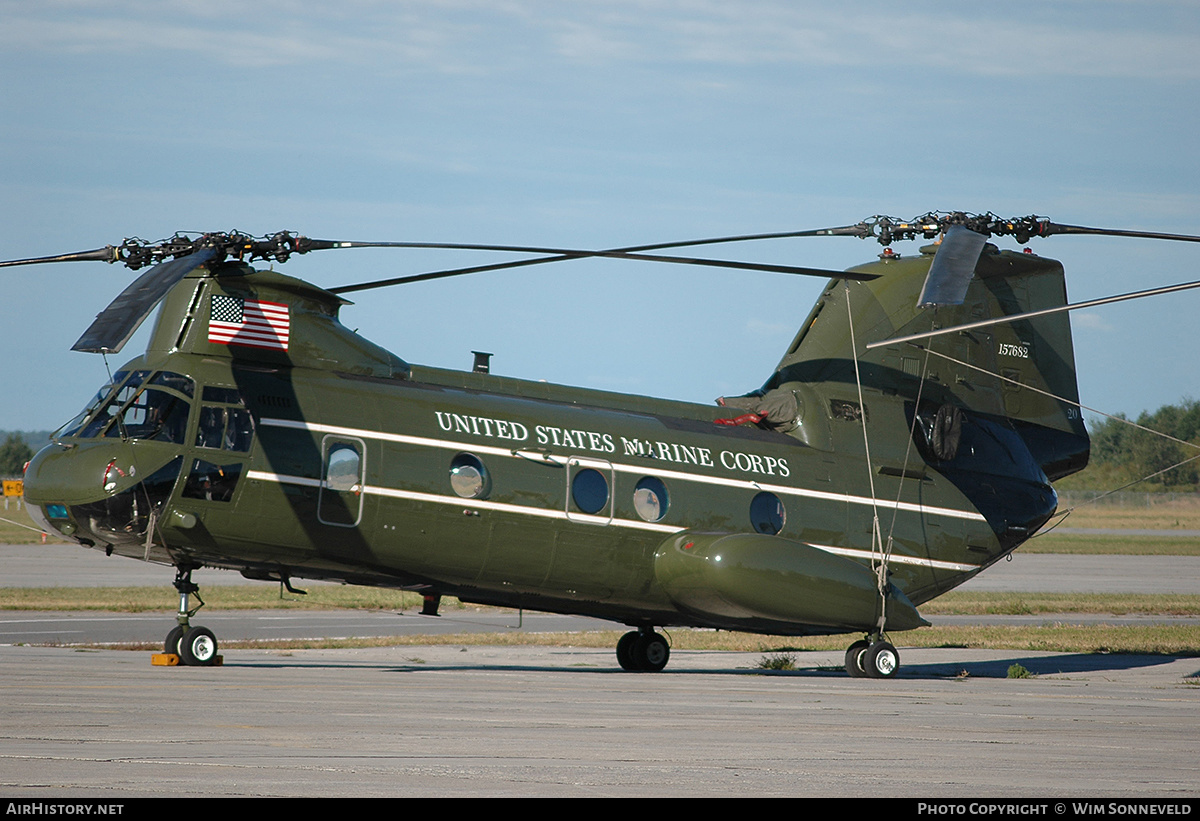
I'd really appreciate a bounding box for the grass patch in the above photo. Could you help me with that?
[756,652,797,670]
[0,509,68,544]
[0,585,447,612]
[758,624,1200,656]
[1007,663,1034,679]
[1051,498,1200,531]
[3,586,1196,617]
[79,623,1200,656]
[1023,533,1200,555]
[921,592,1200,616]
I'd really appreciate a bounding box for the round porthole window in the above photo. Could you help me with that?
[633,476,669,522]
[571,468,609,515]
[750,491,785,535]
[326,444,361,492]
[450,453,490,499]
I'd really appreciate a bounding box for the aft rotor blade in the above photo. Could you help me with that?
[72,248,218,354]
[866,276,1200,350]
[331,252,869,294]
[917,226,989,307]
[326,225,874,295]
[0,247,119,268]
[1037,222,1200,243]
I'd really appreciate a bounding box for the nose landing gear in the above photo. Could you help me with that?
[156,565,221,666]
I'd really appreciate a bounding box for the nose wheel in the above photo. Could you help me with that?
[178,626,218,665]
[164,625,185,655]
[159,566,221,666]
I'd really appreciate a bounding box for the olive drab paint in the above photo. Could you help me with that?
[20,229,1096,677]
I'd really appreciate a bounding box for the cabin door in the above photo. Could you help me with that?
[318,435,365,527]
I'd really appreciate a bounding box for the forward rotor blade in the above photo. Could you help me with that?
[72,248,217,354]
[326,224,874,295]
[0,247,119,268]
[866,276,1200,351]
[309,223,872,258]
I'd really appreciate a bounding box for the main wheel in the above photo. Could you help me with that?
[164,625,186,655]
[616,631,640,671]
[863,641,899,679]
[179,626,219,666]
[632,632,670,672]
[844,639,870,678]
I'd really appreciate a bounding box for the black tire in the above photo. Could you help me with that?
[863,641,899,679]
[180,626,218,666]
[164,625,186,655]
[844,640,870,677]
[632,632,670,673]
[616,631,640,671]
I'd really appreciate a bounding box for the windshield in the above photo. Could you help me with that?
[77,371,150,438]
[103,387,191,443]
[53,370,133,439]
[70,371,195,442]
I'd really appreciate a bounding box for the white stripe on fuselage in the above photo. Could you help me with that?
[261,417,986,521]
[251,417,984,573]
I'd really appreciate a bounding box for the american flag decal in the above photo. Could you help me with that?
[208,295,290,351]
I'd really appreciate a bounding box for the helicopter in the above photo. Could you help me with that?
[9,212,1200,678]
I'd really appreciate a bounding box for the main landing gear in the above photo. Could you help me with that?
[162,565,220,666]
[845,636,899,679]
[616,628,670,672]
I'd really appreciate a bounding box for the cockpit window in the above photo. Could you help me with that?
[195,386,254,453]
[53,370,131,439]
[75,371,194,441]
[77,370,151,438]
[150,371,195,398]
[182,459,243,503]
[202,386,243,405]
[104,388,191,443]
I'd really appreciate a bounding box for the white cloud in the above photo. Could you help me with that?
[6,1,1199,79]
[744,317,793,338]
[1072,311,1114,331]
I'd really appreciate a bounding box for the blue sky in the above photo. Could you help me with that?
[2,1,1199,432]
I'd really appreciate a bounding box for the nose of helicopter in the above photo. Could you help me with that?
[22,441,183,546]
[23,442,127,506]
[22,444,95,541]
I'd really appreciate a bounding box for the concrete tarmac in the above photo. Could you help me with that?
[3,541,1200,797]
[1,644,1198,798]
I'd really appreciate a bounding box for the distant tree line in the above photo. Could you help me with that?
[1082,399,1200,491]
[0,433,34,478]
[0,432,50,477]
